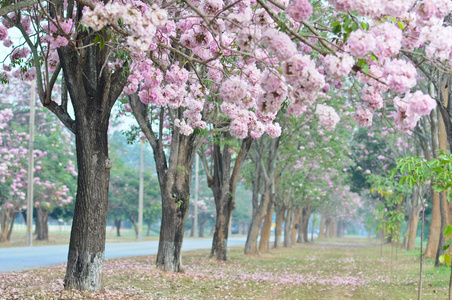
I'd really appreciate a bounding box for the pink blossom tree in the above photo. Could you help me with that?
[2,0,451,291]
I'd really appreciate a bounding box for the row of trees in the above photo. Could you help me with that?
[0,0,451,293]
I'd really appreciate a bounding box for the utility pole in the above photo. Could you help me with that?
[138,141,144,240]
[193,154,199,238]
[26,80,36,247]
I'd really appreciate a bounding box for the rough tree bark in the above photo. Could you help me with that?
[129,216,139,239]
[115,219,121,237]
[274,200,286,248]
[36,207,49,241]
[302,207,311,242]
[130,94,203,271]
[0,209,13,243]
[284,208,294,247]
[319,216,325,239]
[6,212,17,241]
[426,105,441,258]
[202,134,253,260]
[58,36,125,292]
[259,197,273,253]
[297,209,303,244]
[291,207,301,244]
[199,218,207,237]
[244,137,279,255]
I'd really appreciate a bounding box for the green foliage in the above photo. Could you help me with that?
[391,151,452,194]
[440,225,452,267]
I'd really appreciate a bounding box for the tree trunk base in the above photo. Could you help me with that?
[64,250,105,291]
[157,241,183,272]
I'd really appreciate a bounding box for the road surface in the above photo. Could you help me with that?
[0,237,247,273]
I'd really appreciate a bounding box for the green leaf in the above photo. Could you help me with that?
[358,59,366,67]
[445,225,452,237]
[445,253,451,267]
[363,64,369,74]
[442,238,452,251]
[440,254,445,264]
[343,18,352,30]
[397,21,405,30]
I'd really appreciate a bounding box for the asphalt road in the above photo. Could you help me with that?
[0,237,247,273]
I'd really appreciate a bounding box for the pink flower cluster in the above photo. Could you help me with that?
[81,3,167,53]
[328,0,414,17]
[353,107,373,127]
[347,30,376,58]
[323,52,354,79]
[315,104,340,131]
[283,54,325,116]
[393,91,436,131]
[371,22,402,58]
[384,59,417,94]
[262,28,297,61]
[286,0,313,22]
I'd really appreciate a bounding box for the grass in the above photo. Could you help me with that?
[1,236,450,299]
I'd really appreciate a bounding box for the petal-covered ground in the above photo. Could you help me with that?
[0,237,449,299]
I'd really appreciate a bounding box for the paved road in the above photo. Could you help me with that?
[0,237,247,273]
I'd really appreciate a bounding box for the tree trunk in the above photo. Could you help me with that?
[425,191,440,258]
[130,217,139,239]
[403,219,410,249]
[63,110,112,291]
[115,219,121,237]
[0,209,12,243]
[244,138,279,255]
[156,171,192,271]
[190,217,195,237]
[36,208,49,241]
[302,208,311,242]
[199,219,206,237]
[311,214,315,242]
[291,208,301,244]
[245,190,270,254]
[426,105,441,258]
[129,93,203,272]
[297,210,303,244]
[284,209,294,247]
[211,192,234,260]
[7,212,17,241]
[274,202,285,248]
[319,216,325,238]
[209,136,253,260]
[332,221,337,238]
[259,198,273,253]
[407,207,421,251]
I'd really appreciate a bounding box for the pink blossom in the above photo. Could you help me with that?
[220,77,248,104]
[230,117,249,139]
[323,52,354,78]
[0,26,8,40]
[353,107,373,127]
[315,104,340,131]
[328,0,353,11]
[406,91,437,116]
[384,59,417,93]
[286,0,312,22]
[371,22,402,58]
[261,28,297,61]
[347,30,376,58]
[265,122,281,138]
